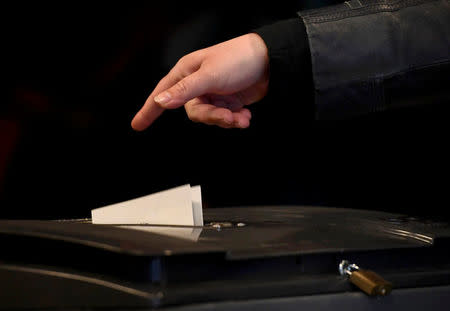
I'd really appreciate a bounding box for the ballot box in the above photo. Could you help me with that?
[1,206,450,310]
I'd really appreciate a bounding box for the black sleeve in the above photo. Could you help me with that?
[298,0,450,120]
[252,18,315,120]
[253,0,449,121]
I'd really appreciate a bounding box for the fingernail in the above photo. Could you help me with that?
[154,92,171,106]
[237,120,248,129]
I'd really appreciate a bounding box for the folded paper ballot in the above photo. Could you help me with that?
[91,184,203,226]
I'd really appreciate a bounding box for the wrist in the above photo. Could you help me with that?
[245,33,270,85]
[246,33,269,64]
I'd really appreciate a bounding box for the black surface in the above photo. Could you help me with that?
[1,206,450,309]
[2,206,450,258]
[162,285,450,311]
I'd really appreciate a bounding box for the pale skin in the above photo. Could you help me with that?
[131,33,269,130]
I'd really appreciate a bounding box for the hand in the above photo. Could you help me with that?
[131,33,269,130]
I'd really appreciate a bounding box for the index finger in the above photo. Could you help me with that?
[131,76,175,131]
[131,79,167,131]
[131,54,202,131]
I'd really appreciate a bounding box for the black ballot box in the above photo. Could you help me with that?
[1,205,450,310]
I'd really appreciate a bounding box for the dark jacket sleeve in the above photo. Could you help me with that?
[255,0,450,120]
[299,0,450,119]
[253,18,315,120]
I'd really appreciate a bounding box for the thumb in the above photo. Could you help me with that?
[153,69,214,109]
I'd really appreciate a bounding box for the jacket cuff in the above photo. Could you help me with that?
[252,18,314,120]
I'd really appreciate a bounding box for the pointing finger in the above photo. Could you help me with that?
[131,53,203,131]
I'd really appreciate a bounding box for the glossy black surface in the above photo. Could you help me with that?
[1,206,450,309]
[1,206,449,259]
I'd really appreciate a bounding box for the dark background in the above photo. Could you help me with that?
[1,1,449,221]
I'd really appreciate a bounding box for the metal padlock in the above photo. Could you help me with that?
[339,260,393,296]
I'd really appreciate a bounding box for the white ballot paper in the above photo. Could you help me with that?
[91,184,203,226]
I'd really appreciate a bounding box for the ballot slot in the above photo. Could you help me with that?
[112,221,246,241]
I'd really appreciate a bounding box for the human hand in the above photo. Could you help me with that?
[131,33,269,130]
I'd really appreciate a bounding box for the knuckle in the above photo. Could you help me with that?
[185,105,200,123]
[203,69,221,91]
[173,56,191,78]
[174,80,189,96]
[202,67,218,82]
[176,55,188,68]
[176,52,197,74]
